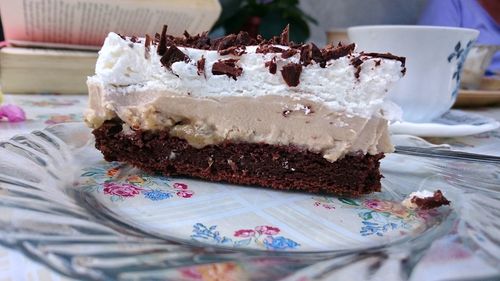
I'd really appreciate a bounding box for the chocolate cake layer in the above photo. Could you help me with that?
[93,120,384,196]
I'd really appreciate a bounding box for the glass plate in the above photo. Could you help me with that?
[0,123,499,280]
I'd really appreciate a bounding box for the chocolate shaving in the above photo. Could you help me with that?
[130,36,139,43]
[157,25,168,56]
[197,56,206,77]
[375,60,381,66]
[236,31,257,46]
[219,46,246,56]
[214,34,237,51]
[256,45,286,54]
[212,59,243,80]
[411,190,450,210]
[265,57,277,74]
[364,52,406,67]
[364,52,407,75]
[280,24,290,45]
[160,45,189,69]
[193,31,211,49]
[310,43,325,67]
[128,24,407,82]
[154,33,161,45]
[281,63,302,87]
[322,43,355,61]
[281,48,297,59]
[270,35,282,45]
[117,33,126,40]
[351,56,364,79]
[299,44,312,66]
[282,110,291,117]
[144,34,152,59]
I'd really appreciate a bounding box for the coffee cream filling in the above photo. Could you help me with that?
[86,80,393,162]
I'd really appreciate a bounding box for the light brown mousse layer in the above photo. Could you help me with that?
[85,81,393,162]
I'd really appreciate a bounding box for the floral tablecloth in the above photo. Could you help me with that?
[0,94,499,281]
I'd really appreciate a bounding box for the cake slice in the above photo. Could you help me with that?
[85,26,405,196]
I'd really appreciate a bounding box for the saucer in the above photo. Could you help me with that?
[389,109,500,137]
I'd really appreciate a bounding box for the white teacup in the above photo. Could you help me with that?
[347,25,479,123]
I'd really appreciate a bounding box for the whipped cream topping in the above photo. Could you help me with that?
[95,32,404,118]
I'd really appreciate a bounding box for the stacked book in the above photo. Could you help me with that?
[0,0,221,95]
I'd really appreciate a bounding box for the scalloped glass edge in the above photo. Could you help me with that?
[0,122,498,281]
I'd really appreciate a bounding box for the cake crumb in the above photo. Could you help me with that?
[402,190,450,210]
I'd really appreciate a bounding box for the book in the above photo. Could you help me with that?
[0,0,221,94]
[0,47,97,94]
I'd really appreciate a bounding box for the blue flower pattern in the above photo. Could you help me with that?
[191,223,300,250]
[448,40,473,99]
[358,212,408,237]
[191,223,234,245]
[263,236,299,250]
[143,190,173,201]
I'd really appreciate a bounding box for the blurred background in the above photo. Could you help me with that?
[213,0,426,45]
[0,0,426,44]
[210,0,426,45]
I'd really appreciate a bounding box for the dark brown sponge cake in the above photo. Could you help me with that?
[93,119,383,196]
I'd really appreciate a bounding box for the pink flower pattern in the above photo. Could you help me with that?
[103,182,142,197]
[234,229,256,237]
[362,199,410,219]
[177,190,194,198]
[174,183,188,190]
[255,225,280,235]
[81,163,196,202]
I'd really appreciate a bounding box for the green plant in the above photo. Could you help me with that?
[213,0,317,43]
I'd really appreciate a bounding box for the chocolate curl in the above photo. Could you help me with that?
[160,45,189,69]
[351,56,364,79]
[280,24,290,45]
[322,43,355,61]
[265,57,277,74]
[281,63,302,87]
[212,59,243,80]
[157,25,168,56]
[130,36,139,43]
[197,55,206,78]
[144,34,152,59]
[310,43,325,67]
[281,48,297,59]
